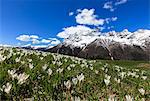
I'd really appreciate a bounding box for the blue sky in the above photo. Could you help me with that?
[0,0,149,46]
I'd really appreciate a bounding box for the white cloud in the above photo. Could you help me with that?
[103,0,128,12]
[49,38,58,40]
[16,34,61,47]
[103,1,115,12]
[69,12,74,16]
[16,35,31,42]
[32,39,40,44]
[107,26,114,30]
[41,39,51,43]
[30,35,39,39]
[115,0,128,5]
[16,35,39,42]
[0,44,12,47]
[112,17,117,21]
[105,17,118,24]
[57,25,98,39]
[51,39,61,45]
[98,26,105,31]
[75,9,105,26]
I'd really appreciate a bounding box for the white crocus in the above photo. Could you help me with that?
[125,95,133,101]
[67,66,71,71]
[130,72,136,77]
[104,74,111,86]
[105,74,111,80]
[114,78,120,83]
[47,68,52,76]
[90,66,93,70]
[108,95,115,101]
[138,88,145,95]
[135,75,139,78]
[141,98,145,101]
[7,69,17,80]
[0,54,6,62]
[28,59,32,62]
[17,73,29,84]
[64,80,71,89]
[29,63,34,69]
[119,72,126,79]
[21,61,25,64]
[42,64,48,71]
[77,73,84,82]
[40,57,44,60]
[95,70,99,74]
[3,82,12,94]
[141,76,147,80]
[74,96,81,101]
[104,79,110,86]
[15,57,21,62]
[57,68,64,73]
[101,67,105,71]
[72,77,78,85]
[105,68,108,73]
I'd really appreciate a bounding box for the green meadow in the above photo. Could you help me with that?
[0,47,149,101]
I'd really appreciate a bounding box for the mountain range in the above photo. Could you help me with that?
[24,29,150,60]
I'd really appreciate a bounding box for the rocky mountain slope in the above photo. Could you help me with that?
[47,29,150,60]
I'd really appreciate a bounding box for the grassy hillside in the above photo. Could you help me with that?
[0,47,149,101]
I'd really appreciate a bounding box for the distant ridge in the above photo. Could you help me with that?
[23,29,150,61]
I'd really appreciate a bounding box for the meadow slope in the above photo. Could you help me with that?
[0,47,150,101]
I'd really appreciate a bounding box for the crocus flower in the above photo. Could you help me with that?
[47,68,52,76]
[77,73,84,82]
[64,80,71,89]
[17,73,29,84]
[3,82,12,94]
[138,88,145,95]
[125,95,133,101]
[72,77,78,85]
[42,64,48,71]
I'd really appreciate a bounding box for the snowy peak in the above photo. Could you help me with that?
[48,29,150,60]
[62,29,150,48]
[60,25,101,48]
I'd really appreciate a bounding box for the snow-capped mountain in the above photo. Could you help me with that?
[46,29,150,60]
[62,29,150,48]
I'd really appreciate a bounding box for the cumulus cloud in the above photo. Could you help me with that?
[51,39,61,45]
[16,35,39,42]
[57,25,99,39]
[16,35,31,42]
[30,35,39,39]
[32,39,40,44]
[41,39,51,43]
[75,9,105,26]
[16,34,61,47]
[103,0,128,12]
